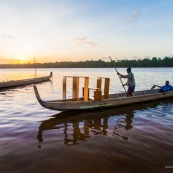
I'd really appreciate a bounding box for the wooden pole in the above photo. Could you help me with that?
[83,77,89,101]
[34,57,37,78]
[72,77,79,101]
[109,56,126,92]
[63,77,66,100]
[104,78,110,99]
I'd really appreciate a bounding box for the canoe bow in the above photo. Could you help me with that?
[33,84,47,108]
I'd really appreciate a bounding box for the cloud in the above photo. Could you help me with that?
[2,35,13,39]
[132,10,140,21]
[75,37,87,42]
[75,37,98,47]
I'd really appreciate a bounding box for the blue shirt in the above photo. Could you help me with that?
[161,85,173,92]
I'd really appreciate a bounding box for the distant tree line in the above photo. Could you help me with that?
[0,57,173,68]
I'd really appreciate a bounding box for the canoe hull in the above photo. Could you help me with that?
[0,72,52,90]
[33,85,173,111]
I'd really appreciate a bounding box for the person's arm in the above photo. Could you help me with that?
[117,72,121,76]
[117,72,128,78]
[121,74,128,78]
[117,72,125,78]
[151,85,161,89]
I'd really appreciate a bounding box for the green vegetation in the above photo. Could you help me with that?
[0,57,173,68]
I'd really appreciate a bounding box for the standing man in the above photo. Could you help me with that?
[117,67,135,97]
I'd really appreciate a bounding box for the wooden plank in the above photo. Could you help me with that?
[89,88,100,90]
[97,78,102,90]
[63,77,66,100]
[94,90,102,101]
[76,77,79,101]
[104,78,110,99]
[72,77,76,100]
[72,77,79,101]
[63,76,88,78]
[84,77,89,101]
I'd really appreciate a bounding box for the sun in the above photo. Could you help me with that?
[17,57,29,64]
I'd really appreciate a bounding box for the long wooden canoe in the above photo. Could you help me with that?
[0,72,52,90]
[33,84,173,111]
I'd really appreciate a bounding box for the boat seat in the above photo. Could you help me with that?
[88,88,102,101]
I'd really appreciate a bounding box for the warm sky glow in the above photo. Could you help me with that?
[15,57,29,64]
[0,0,173,64]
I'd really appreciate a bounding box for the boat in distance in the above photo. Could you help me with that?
[0,72,52,90]
[33,75,173,111]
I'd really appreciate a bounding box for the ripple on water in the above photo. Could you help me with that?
[1,68,173,173]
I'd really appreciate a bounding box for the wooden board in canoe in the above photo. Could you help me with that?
[33,84,173,111]
[0,72,52,90]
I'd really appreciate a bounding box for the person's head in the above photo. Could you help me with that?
[127,67,131,73]
[165,81,169,85]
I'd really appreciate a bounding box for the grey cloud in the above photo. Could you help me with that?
[75,37,88,43]
[75,37,98,47]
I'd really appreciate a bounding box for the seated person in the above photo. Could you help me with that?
[151,81,173,92]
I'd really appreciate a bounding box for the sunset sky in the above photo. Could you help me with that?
[0,0,173,64]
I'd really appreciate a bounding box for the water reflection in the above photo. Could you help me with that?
[125,111,134,130]
[37,106,137,147]
[112,110,134,140]
[37,111,111,147]
[37,99,173,147]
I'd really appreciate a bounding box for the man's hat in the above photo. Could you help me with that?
[127,67,131,71]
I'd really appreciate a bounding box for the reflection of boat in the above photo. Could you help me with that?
[33,75,173,111]
[37,99,173,147]
[0,72,52,90]
[37,107,130,146]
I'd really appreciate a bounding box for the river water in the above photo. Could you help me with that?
[0,68,173,173]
